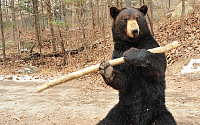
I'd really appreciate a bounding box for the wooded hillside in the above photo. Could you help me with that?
[0,0,199,75]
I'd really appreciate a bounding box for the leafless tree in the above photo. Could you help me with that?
[90,0,95,29]
[78,0,90,61]
[149,0,154,36]
[33,0,43,64]
[71,0,75,27]
[11,0,16,42]
[181,0,185,38]
[40,0,45,31]
[46,0,57,53]
[126,0,131,7]
[96,0,101,29]
[0,0,6,66]
[116,0,119,8]
[140,0,143,6]
[61,1,68,31]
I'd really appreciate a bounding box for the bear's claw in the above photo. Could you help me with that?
[99,61,114,80]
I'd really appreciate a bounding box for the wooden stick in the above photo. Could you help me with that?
[37,41,180,92]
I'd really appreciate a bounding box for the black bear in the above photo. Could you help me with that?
[97,5,177,125]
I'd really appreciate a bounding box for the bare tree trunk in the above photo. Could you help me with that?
[11,0,16,42]
[17,0,23,55]
[0,0,6,66]
[90,0,95,29]
[58,26,67,65]
[58,1,67,65]
[96,0,100,29]
[18,26,22,54]
[181,0,185,38]
[142,0,154,36]
[33,0,43,64]
[40,0,45,31]
[28,1,31,30]
[101,0,106,45]
[193,0,197,14]
[78,1,90,61]
[18,0,23,29]
[58,1,62,21]
[46,0,57,53]
[61,1,68,31]
[140,0,143,6]
[2,0,6,20]
[2,0,5,12]
[120,0,123,8]
[5,0,8,21]
[126,0,131,7]
[106,0,112,25]
[71,0,75,27]
[116,0,119,8]
[149,0,154,36]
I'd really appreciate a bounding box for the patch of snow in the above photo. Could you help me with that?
[180,59,200,74]
[0,74,67,83]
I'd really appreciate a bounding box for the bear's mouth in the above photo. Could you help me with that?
[127,20,140,38]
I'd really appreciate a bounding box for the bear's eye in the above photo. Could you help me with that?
[123,18,128,22]
[136,17,139,21]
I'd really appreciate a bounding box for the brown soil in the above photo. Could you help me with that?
[0,62,200,125]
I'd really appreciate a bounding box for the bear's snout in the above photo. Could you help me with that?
[127,20,139,38]
[131,28,139,37]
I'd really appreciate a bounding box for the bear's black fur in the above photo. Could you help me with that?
[97,5,177,125]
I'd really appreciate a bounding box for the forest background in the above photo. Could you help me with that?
[0,0,199,76]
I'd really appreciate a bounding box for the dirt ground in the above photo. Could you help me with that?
[0,62,200,125]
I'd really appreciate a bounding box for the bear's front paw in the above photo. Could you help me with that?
[123,48,151,67]
[99,61,114,82]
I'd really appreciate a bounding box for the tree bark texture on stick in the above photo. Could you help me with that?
[37,41,181,92]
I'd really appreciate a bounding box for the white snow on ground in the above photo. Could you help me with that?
[1,59,200,82]
[180,59,200,74]
[0,74,66,82]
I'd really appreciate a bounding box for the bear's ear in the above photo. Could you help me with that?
[110,7,120,19]
[139,5,148,16]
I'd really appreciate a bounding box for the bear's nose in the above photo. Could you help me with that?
[131,28,139,37]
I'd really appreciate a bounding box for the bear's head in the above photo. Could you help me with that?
[110,5,149,42]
